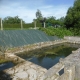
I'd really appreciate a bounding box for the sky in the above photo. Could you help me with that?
[0,0,75,23]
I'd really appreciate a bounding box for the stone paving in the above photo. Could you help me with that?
[5,61,47,80]
[0,57,47,80]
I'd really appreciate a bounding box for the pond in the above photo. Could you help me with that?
[17,43,80,69]
[0,62,14,71]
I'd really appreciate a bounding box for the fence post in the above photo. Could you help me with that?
[21,19,23,30]
[1,18,3,30]
[34,21,36,29]
[44,22,45,28]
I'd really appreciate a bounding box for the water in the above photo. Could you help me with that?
[17,43,79,69]
[0,62,14,71]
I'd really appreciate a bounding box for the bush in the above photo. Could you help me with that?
[39,27,73,38]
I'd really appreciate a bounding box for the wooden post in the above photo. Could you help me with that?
[34,21,36,29]
[1,18,3,30]
[21,19,23,30]
[44,22,45,28]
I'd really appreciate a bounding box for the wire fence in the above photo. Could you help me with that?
[0,23,42,30]
[0,20,42,30]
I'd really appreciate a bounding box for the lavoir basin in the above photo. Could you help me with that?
[17,43,80,69]
[0,62,14,71]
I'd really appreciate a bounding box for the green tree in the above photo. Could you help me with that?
[57,17,65,27]
[35,9,44,27]
[46,16,64,28]
[36,9,43,20]
[64,0,80,30]
[46,16,56,27]
[3,16,25,24]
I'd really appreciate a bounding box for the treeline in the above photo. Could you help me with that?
[0,0,80,36]
[2,23,42,29]
[37,0,80,36]
[35,9,64,28]
[0,16,64,30]
[64,0,80,36]
[0,16,42,29]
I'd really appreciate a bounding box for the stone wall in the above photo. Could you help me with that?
[64,36,80,43]
[57,65,75,80]
[6,39,66,54]
[1,36,80,80]
[44,63,64,80]
[43,36,80,80]
[43,58,75,80]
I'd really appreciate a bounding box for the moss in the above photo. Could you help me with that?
[74,79,79,80]
[0,59,9,64]
[0,55,10,64]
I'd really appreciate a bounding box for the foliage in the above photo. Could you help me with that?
[35,10,65,28]
[64,0,80,35]
[0,59,8,64]
[3,16,25,24]
[0,56,9,64]
[45,16,65,28]
[39,27,73,38]
[35,9,45,27]
[46,16,56,27]
[0,22,42,30]
[57,17,65,27]
[36,9,43,20]
[70,27,80,36]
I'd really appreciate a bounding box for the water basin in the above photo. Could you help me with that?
[17,43,80,69]
[0,62,14,71]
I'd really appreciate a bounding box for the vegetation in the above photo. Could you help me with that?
[0,59,8,64]
[40,45,77,57]
[36,9,43,20]
[64,0,80,36]
[34,9,64,28]
[0,0,80,37]
[39,27,73,38]
[3,16,25,24]
[0,55,9,64]
[17,43,77,62]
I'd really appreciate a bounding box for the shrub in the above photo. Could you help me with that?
[39,27,73,38]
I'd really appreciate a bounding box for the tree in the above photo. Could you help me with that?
[3,16,25,24]
[46,16,56,27]
[46,16,63,27]
[64,0,80,30]
[35,9,44,27]
[57,17,65,28]
[36,9,43,20]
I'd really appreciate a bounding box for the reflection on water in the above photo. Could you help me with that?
[0,62,14,71]
[17,43,79,69]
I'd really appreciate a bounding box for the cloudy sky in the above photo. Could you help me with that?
[0,0,75,23]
